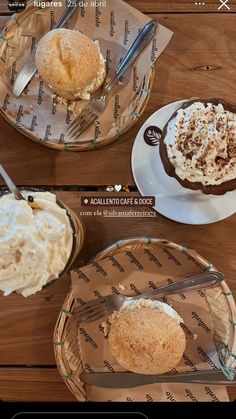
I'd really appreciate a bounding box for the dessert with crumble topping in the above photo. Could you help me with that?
[159,99,236,195]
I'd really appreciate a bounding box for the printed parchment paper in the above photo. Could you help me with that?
[71,240,229,401]
[0,0,173,149]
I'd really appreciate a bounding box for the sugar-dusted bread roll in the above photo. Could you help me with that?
[108,299,186,375]
[35,28,106,100]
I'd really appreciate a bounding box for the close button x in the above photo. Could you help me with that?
[218,0,230,10]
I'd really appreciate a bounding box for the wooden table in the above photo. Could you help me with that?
[0,1,236,402]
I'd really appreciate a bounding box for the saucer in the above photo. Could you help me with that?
[131,99,236,224]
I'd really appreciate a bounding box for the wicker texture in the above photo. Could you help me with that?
[0,1,155,151]
[53,237,236,401]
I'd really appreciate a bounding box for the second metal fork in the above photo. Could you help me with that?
[66,19,157,139]
[73,271,224,324]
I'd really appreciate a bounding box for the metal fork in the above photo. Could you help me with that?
[73,271,224,324]
[66,19,157,139]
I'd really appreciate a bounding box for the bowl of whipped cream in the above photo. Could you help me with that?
[0,190,84,297]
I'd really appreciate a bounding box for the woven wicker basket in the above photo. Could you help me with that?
[0,1,155,151]
[53,237,236,401]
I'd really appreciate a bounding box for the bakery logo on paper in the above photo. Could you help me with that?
[92,261,108,277]
[132,66,139,92]
[2,94,10,112]
[109,10,116,35]
[125,251,144,270]
[108,255,125,273]
[8,0,27,12]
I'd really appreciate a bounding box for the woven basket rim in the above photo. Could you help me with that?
[54,236,236,401]
[0,1,155,151]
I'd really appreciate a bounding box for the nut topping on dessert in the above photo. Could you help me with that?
[164,102,236,186]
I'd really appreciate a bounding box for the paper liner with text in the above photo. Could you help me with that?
[57,238,236,401]
[0,0,173,150]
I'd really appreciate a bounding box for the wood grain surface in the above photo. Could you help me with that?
[0,368,235,402]
[1,11,236,185]
[1,1,236,14]
[0,3,9,15]
[128,1,236,13]
[0,368,76,401]
[0,191,235,400]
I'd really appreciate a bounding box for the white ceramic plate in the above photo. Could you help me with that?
[131,99,236,225]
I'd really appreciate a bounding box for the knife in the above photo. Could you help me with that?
[80,370,236,388]
[13,2,80,97]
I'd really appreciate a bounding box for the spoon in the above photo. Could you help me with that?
[0,164,26,201]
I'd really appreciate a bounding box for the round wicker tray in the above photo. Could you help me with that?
[53,237,236,401]
[0,1,155,151]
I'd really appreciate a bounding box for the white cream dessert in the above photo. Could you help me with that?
[164,102,236,186]
[35,28,106,101]
[117,298,183,323]
[0,191,73,297]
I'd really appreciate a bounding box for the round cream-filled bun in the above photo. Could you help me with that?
[108,298,186,375]
[35,28,106,100]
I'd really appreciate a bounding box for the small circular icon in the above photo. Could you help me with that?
[143,125,162,146]
[84,199,89,204]
[8,1,27,13]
